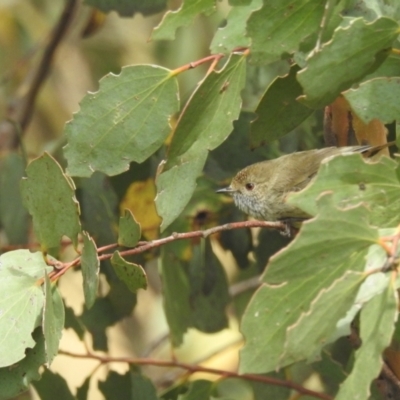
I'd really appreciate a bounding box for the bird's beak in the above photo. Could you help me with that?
[216,186,235,194]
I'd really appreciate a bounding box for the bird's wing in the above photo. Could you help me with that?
[272,143,393,194]
[276,148,340,193]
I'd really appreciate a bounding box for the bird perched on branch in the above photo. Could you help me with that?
[216,143,394,223]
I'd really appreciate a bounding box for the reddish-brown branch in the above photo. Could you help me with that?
[49,220,285,281]
[117,220,284,257]
[97,243,119,254]
[169,47,248,77]
[58,350,332,400]
[170,54,224,76]
[50,257,80,281]
[378,226,400,272]
[206,54,224,75]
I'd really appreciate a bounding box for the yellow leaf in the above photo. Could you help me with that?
[120,179,161,240]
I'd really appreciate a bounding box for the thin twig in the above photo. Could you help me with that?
[1,0,78,149]
[49,220,285,281]
[97,243,119,254]
[378,227,400,272]
[154,338,244,388]
[229,275,261,297]
[141,332,170,358]
[382,361,400,392]
[117,221,284,257]
[171,54,223,76]
[58,350,332,400]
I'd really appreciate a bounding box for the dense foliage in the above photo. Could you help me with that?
[1,0,400,399]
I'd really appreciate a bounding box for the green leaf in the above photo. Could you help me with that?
[80,297,119,351]
[160,383,189,399]
[297,17,399,108]
[32,369,75,400]
[288,154,400,228]
[254,229,290,272]
[78,173,121,289]
[165,54,246,166]
[178,380,213,400]
[343,0,400,22]
[79,268,136,351]
[0,153,29,244]
[157,155,207,233]
[217,376,291,400]
[43,274,64,366]
[99,370,130,399]
[64,66,179,177]
[363,53,400,81]
[156,54,246,230]
[64,305,85,340]
[160,248,192,346]
[282,271,365,367]
[152,0,215,40]
[239,197,378,374]
[161,238,229,346]
[250,65,313,147]
[99,369,158,400]
[207,111,277,181]
[218,206,252,269]
[335,284,398,400]
[80,282,136,351]
[329,241,391,343]
[189,240,230,333]
[130,371,159,400]
[313,351,347,395]
[157,178,229,345]
[344,77,400,124]
[0,329,45,400]
[209,0,262,54]
[107,279,138,318]
[229,0,252,4]
[0,250,49,368]
[84,0,167,16]
[118,209,141,247]
[76,376,91,400]
[111,251,147,293]
[81,231,100,309]
[247,0,325,65]
[215,378,252,400]
[79,172,118,248]
[20,153,81,251]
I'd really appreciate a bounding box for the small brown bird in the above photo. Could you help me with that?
[216,144,393,222]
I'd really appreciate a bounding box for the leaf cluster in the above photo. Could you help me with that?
[1,0,400,399]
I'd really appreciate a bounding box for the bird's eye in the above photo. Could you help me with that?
[245,183,255,191]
